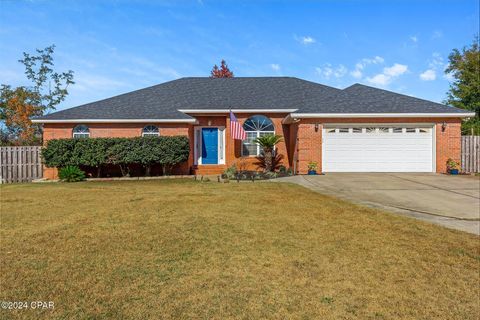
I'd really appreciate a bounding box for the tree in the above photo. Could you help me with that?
[253,134,283,172]
[445,36,480,135]
[0,45,74,144]
[0,86,41,144]
[210,59,234,78]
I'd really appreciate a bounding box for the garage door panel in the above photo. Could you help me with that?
[322,125,433,172]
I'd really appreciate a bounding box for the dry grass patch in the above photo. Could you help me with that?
[0,179,479,319]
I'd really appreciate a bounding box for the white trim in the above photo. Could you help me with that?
[141,125,160,137]
[31,118,198,124]
[179,109,297,113]
[323,122,436,127]
[72,124,90,139]
[290,112,476,118]
[194,126,226,165]
[241,130,275,157]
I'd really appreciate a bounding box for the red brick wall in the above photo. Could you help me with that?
[42,116,461,179]
[293,117,462,174]
[226,113,290,170]
[435,120,461,173]
[42,115,292,178]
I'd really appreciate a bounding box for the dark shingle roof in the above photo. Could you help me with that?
[300,83,465,114]
[35,77,465,121]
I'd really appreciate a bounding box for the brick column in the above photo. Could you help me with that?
[296,122,322,174]
[436,120,461,173]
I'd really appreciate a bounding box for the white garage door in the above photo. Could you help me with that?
[322,125,434,172]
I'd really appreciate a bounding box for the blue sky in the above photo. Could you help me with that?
[0,0,478,111]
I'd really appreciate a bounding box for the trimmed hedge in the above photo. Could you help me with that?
[41,136,190,176]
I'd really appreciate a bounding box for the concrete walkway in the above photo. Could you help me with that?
[276,173,480,235]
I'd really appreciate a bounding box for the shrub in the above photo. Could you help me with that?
[254,148,284,172]
[42,136,190,177]
[59,166,85,182]
[253,134,283,172]
[307,161,318,171]
[223,164,237,179]
[106,138,135,177]
[41,138,75,167]
[446,158,459,171]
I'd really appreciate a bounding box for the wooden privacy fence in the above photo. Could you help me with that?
[0,146,43,184]
[461,136,480,173]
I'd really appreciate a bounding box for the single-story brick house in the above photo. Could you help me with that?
[32,77,474,179]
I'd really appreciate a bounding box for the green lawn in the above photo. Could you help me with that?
[0,179,478,319]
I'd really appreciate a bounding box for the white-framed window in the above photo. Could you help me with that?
[72,124,90,138]
[142,125,160,137]
[242,115,275,156]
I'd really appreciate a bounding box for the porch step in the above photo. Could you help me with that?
[193,165,227,175]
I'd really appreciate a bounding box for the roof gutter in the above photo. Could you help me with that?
[31,118,198,124]
[178,109,298,113]
[290,112,476,119]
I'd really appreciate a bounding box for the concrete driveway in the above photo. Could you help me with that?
[277,173,480,235]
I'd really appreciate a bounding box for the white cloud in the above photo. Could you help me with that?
[334,64,348,78]
[270,64,280,71]
[384,63,408,77]
[350,56,385,79]
[366,74,391,86]
[302,36,315,44]
[316,66,332,78]
[443,72,455,82]
[316,64,347,79]
[74,73,129,92]
[350,69,362,79]
[295,35,316,45]
[429,52,444,68]
[417,52,446,81]
[364,56,384,64]
[410,35,418,43]
[366,63,408,86]
[432,30,443,39]
[419,69,436,81]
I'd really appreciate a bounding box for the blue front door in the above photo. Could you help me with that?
[202,128,218,164]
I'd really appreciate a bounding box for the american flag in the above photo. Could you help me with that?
[230,110,246,140]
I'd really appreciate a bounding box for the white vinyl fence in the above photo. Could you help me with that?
[461,136,480,173]
[0,146,43,184]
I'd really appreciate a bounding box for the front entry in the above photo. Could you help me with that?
[201,128,219,164]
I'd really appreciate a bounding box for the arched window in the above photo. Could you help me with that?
[72,125,90,138]
[242,115,275,156]
[142,125,159,137]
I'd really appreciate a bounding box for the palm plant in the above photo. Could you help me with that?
[253,134,283,172]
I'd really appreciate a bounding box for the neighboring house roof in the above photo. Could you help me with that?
[33,77,472,122]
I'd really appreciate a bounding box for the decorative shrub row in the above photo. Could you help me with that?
[41,136,190,176]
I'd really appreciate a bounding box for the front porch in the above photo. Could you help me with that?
[190,113,292,176]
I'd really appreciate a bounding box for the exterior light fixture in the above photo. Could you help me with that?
[315,123,319,132]
[441,122,447,132]
[208,120,212,126]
